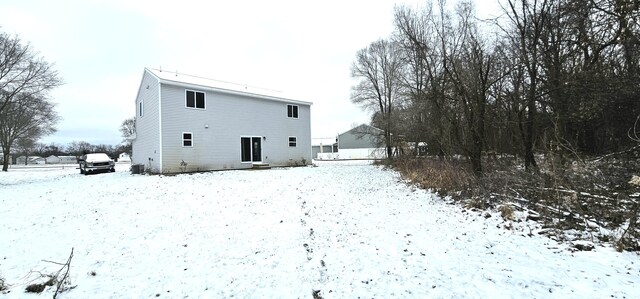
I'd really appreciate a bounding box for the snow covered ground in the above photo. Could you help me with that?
[0,161,638,298]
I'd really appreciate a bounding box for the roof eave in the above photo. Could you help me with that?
[154,72,312,106]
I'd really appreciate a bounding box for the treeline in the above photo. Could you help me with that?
[351,0,640,174]
[11,140,130,162]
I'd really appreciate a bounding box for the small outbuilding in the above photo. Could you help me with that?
[118,152,131,162]
[45,155,61,164]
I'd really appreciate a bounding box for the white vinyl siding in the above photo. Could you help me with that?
[159,83,311,172]
[131,70,162,172]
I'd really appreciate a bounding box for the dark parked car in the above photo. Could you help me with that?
[78,153,115,175]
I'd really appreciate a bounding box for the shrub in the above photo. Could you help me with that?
[25,277,55,293]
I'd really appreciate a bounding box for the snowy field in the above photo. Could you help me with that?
[0,161,638,298]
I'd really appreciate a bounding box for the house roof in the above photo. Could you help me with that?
[16,156,44,161]
[339,124,384,137]
[145,68,312,106]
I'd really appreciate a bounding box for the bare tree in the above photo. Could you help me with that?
[118,117,135,157]
[351,39,405,159]
[394,2,452,157]
[443,2,503,174]
[66,141,93,158]
[15,137,36,165]
[0,92,59,171]
[359,0,637,172]
[93,144,114,156]
[41,142,64,157]
[501,0,552,170]
[0,31,62,114]
[119,117,136,141]
[394,1,504,173]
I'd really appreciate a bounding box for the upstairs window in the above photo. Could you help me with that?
[287,104,298,118]
[139,101,143,117]
[183,132,193,147]
[186,90,205,109]
[288,136,297,147]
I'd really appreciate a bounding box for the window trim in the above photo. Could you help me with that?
[185,89,206,110]
[287,104,299,119]
[288,136,297,147]
[182,132,193,147]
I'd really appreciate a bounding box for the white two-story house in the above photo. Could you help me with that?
[131,68,312,173]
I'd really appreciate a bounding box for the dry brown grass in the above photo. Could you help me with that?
[392,154,640,251]
[499,204,515,221]
[392,157,477,196]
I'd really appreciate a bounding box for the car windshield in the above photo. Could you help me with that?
[85,153,111,162]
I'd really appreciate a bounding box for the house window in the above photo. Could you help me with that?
[287,104,298,118]
[139,101,143,117]
[288,136,297,147]
[186,90,206,109]
[183,132,193,147]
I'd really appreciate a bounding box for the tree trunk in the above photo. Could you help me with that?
[524,95,538,170]
[471,113,484,175]
[385,131,393,160]
[470,144,482,175]
[2,147,9,171]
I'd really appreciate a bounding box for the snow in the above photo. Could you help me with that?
[83,153,111,163]
[0,161,638,298]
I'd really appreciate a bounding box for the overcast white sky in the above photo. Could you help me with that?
[0,0,499,146]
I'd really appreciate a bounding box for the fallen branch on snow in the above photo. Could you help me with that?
[24,247,76,298]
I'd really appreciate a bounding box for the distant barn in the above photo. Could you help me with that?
[337,124,386,159]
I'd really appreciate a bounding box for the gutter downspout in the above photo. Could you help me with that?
[158,83,163,173]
